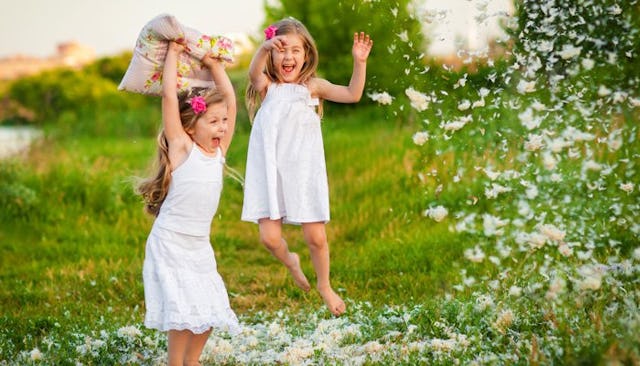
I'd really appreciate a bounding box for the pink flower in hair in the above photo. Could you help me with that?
[189,96,207,114]
[264,25,278,40]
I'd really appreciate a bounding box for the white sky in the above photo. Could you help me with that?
[0,0,512,58]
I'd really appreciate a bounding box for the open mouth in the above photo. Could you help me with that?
[212,137,221,147]
[282,64,295,74]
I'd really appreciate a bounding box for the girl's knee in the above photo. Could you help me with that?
[260,233,281,250]
[305,234,327,249]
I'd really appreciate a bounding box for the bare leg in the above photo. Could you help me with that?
[184,328,211,366]
[168,329,191,366]
[302,222,346,316]
[259,218,310,291]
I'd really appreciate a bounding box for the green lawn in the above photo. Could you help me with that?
[1,105,638,365]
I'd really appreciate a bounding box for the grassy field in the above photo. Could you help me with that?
[1,102,639,364]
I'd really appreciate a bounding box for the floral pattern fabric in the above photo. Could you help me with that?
[119,14,235,96]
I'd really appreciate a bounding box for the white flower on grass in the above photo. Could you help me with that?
[472,98,486,108]
[30,348,43,361]
[545,276,566,300]
[531,99,547,111]
[117,325,142,339]
[464,246,485,263]
[583,160,602,171]
[558,44,582,59]
[525,184,538,199]
[537,40,554,53]
[633,247,640,261]
[485,183,511,199]
[475,294,495,312]
[483,214,508,237]
[519,108,541,130]
[424,205,448,222]
[405,87,430,111]
[508,286,522,297]
[598,85,612,97]
[608,4,622,15]
[549,137,571,153]
[368,91,394,105]
[539,224,566,243]
[542,152,557,170]
[412,131,429,146]
[528,232,547,249]
[442,118,470,132]
[430,338,456,352]
[524,134,544,151]
[458,99,471,111]
[558,243,573,257]
[493,309,514,334]
[581,58,595,70]
[517,79,536,94]
[577,265,603,291]
[620,182,634,193]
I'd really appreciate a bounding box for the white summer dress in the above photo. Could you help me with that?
[241,83,330,225]
[143,144,240,335]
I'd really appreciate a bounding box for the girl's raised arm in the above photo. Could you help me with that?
[202,55,237,155]
[248,36,287,95]
[162,41,190,151]
[312,32,373,103]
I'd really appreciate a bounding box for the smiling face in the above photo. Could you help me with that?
[187,102,228,155]
[271,34,307,83]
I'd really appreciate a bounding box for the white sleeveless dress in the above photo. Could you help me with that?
[241,83,330,225]
[143,144,240,335]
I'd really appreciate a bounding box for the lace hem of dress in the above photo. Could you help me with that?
[145,315,241,335]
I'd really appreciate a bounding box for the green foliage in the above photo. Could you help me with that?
[8,68,150,126]
[264,0,427,96]
[82,51,134,84]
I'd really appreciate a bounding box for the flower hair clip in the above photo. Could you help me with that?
[264,25,278,40]
[188,96,207,114]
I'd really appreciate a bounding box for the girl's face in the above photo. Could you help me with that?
[271,34,306,83]
[188,102,228,155]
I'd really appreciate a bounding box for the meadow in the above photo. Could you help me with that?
[1,95,638,364]
[2,1,640,364]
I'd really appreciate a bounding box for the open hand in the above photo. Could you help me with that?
[352,32,373,63]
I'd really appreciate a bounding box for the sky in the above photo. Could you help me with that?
[0,0,512,59]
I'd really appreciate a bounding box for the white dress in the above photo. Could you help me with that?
[242,83,330,225]
[143,144,240,335]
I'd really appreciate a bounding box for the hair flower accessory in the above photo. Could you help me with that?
[264,25,278,40]
[189,96,207,114]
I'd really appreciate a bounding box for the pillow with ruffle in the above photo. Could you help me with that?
[118,14,234,96]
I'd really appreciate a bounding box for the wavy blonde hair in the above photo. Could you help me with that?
[136,87,226,216]
[245,17,323,121]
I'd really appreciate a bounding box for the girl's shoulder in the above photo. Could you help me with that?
[306,77,330,98]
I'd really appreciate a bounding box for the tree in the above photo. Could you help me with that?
[263,0,428,98]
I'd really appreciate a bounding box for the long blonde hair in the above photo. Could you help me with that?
[245,17,323,121]
[136,87,226,216]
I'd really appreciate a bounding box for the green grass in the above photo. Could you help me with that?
[1,105,639,365]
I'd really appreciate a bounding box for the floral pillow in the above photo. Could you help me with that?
[118,14,235,96]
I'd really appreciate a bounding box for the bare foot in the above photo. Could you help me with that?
[286,253,311,291]
[318,286,346,316]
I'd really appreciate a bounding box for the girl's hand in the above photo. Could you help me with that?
[201,52,223,69]
[263,35,287,53]
[352,32,373,63]
[168,39,187,55]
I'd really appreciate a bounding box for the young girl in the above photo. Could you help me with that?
[137,41,239,366]
[241,18,373,316]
